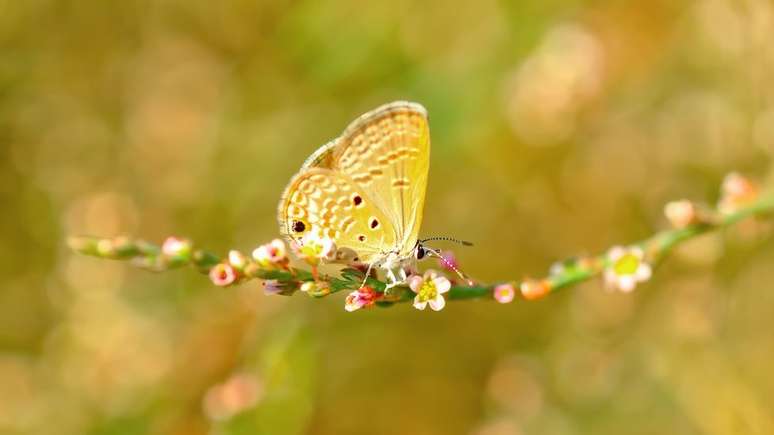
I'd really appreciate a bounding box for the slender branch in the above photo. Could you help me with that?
[68,174,773,310]
[543,194,774,294]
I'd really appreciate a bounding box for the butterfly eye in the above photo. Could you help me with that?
[416,246,425,260]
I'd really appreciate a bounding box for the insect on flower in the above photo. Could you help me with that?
[278,102,434,289]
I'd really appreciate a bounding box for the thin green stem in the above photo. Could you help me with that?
[68,194,774,307]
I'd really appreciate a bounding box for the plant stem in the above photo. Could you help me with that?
[68,195,774,306]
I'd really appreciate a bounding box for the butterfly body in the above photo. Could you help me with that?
[278,101,430,282]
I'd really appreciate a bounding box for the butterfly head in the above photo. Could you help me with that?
[413,237,474,285]
[414,243,427,260]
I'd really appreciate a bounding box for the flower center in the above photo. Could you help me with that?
[613,253,640,275]
[418,280,438,301]
[301,243,322,258]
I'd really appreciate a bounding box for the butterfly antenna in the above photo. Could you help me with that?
[420,236,473,247]
[424,246,474,286]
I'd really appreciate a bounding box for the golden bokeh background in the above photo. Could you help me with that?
[3,1,774,434]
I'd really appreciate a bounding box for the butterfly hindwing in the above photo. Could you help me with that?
[278,168,397,265]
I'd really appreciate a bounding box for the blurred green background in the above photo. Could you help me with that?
[3,0,774,434]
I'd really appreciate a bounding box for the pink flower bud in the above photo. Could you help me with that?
[344,286,382,312]
[210,263,237,286]
[718,172,759,214]
[664,200,697,229]
[493,283,516,304]
[162,236,192,257]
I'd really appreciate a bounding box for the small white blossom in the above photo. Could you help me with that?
[292,231,336,266]
[603,246,652,292]
[162,236,192,257]
[227,250,248,270]
[408,270,451,311]
[252,239,288,268]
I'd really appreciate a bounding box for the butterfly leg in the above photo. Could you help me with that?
[384,268,398,291]
[384,267,409,292]
[358,262,375,289]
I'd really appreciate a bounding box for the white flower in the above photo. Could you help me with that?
[603,246,652,292]
[292,231,336,266]
[161,236,191,257]
[408,270,451,311]
[227,250,248,270]
[252,239,288,268]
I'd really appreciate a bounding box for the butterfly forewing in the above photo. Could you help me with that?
[279,101,430,267]
[330,102,429,258]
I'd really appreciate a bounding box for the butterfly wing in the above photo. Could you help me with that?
[279,101,430,265]
[328,101,430,258]
[278,167,398,265]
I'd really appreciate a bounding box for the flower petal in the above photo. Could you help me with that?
[252,246,268,262]
[408,275,424,293]
[428,294,446,311]
[603,270,617,287]
[635,263,652,281]
[618,275,636,292]
[413,295,428,310]
[607,246,625,261]
[344,294,362,312]
[321,239,336,258]
[270,239,286,256]
[433,277,451,294]
[494,284,516,303]
[423,269,438,280]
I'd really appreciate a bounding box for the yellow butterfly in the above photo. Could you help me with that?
[278,101,430,287]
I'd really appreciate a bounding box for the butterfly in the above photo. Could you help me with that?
[278,101,431,286]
